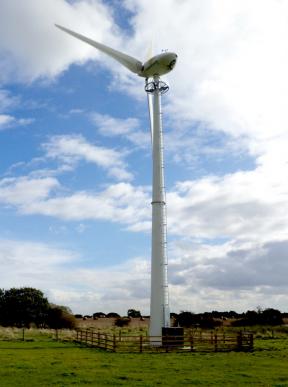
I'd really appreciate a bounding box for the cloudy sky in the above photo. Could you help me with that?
[1,0,288,315]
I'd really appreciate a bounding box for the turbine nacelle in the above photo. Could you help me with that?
[141,52,177,78]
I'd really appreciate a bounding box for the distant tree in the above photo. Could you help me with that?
[199,315,222,329]
[107,312,120,318]
[127,309,141,318]
[233,308,283,326]
[0,289,4,322]
[0,287,49,327]
[93,312,106,319]
[74,314,83,319]
[49,303,72,315]
[225,310,240,319]
[46,305,77,329]
[261,308,283,325]
[176,311,199,327]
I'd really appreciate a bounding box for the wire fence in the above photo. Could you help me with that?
[75,329,253,353]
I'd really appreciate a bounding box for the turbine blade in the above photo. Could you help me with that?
[146,39,154,61]
[147,92,154,145]
[55,24,143,75]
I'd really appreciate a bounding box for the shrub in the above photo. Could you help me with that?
[114,317,131,327]
[46,306,77,329]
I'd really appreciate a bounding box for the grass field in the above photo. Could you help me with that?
[0,336,288,386]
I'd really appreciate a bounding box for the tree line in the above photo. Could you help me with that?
[0,287,76,329]
[172,308,285,328]
[0,287,286,329]
[75,308,286,328]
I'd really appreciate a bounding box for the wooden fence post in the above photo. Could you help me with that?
[139,335,143,353]
[249,333,254,351]
[190,335,193,352]
[165,335,169,353]
[113,334,116,352]
[22,328,25,341]
[214,334,218,352]
[237,331,243,351]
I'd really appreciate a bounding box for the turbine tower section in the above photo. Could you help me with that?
[54,24,178,344]
[146,76,170,340]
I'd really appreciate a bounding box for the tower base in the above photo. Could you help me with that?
[162,327,184,347]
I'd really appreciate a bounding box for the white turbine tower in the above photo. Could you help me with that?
[55,24,177,342]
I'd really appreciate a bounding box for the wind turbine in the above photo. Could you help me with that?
[55,24,177,342]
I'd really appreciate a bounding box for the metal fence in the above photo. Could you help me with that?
[75,329,253,353]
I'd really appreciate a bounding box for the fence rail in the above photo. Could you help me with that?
[75,329,253,353]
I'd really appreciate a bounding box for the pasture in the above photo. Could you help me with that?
[0,328,288,386]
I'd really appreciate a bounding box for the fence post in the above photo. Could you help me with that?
[249,333,254,351]
[105,333,107,350]
[214,334,218,352]
[22,328,25,341]
[237,331,243,351]
[190,335,193,352]
[139,335,143,353]
[92,330,94,346]
[113,334,116,352]
[55,329,59,341]
[165,335,169,353]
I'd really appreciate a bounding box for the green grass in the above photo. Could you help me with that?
[0,338,288,386]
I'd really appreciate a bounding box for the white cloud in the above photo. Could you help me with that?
[91,112,150,148]
[167,165,288,243]
[0,114,15,129]
[0,89,34,130]
[43,134,133,181]
[0,0,122,82]
[0,114,34,130]
[24,182,151,226]
[0,88,18,110]
[0,238,151,314]
[0,238,77,289]
[0,175,150,227]
[91,113,139,136]
[1,236,288,314]
[0,176,59,206]
[167,237,288,313]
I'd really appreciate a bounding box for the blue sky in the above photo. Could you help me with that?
[1,0,288,315]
